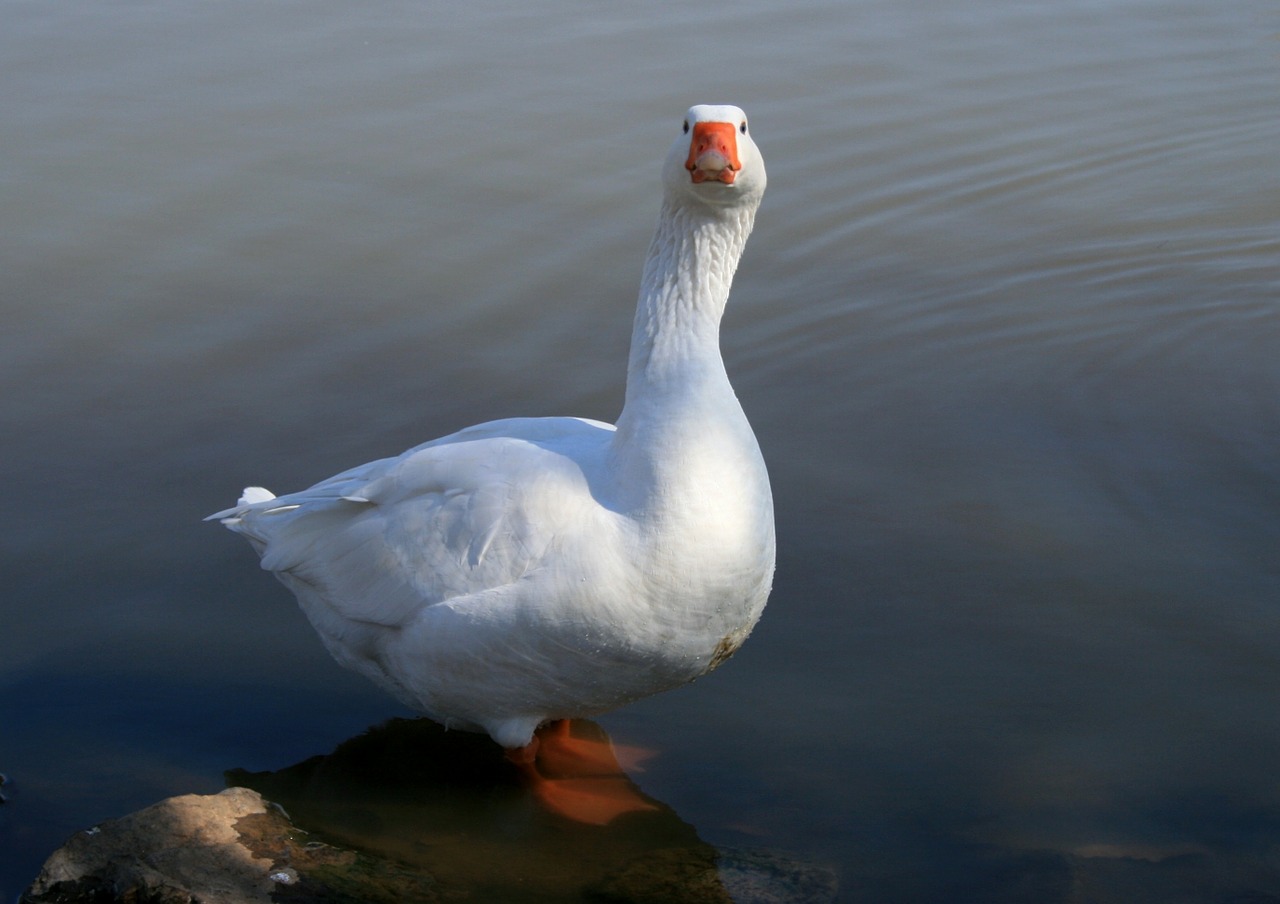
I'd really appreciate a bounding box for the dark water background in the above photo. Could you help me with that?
[3,0,1279,900]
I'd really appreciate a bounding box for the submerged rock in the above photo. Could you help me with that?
[587,846,840,904]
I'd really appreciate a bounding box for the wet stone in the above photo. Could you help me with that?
[21,787,440,904]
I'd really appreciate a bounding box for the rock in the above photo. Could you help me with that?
[717,849,841,904]
[23,719,837,903]
[22,786,440,904]
[24,787,279,904]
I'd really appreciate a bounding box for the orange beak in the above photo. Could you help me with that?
[685,121,741,184]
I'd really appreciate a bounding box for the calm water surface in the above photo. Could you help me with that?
[3,1,1279,900]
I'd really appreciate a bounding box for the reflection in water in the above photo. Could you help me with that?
[227,718,833,903]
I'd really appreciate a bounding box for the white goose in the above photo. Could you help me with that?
[210,105,773,802]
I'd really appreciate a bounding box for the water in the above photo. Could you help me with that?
[2,0,1278,899]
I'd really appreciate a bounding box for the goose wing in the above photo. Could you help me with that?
[209,416,614,630]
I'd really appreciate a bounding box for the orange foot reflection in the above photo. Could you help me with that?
[506,720,659,826]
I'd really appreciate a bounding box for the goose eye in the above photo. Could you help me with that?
[683,121,690,134]
[740,121,748,134]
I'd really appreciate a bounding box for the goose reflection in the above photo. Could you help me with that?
[226,718,721,903]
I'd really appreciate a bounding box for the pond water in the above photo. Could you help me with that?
[2,0,1279,900]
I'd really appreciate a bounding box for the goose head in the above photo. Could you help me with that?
[662,104,766,211]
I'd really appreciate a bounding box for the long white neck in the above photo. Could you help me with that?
[624,202,755,392]
[609,199,760,513]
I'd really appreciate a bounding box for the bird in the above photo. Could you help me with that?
[209,104,773,821]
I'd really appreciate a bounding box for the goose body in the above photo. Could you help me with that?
[210,105,773,751]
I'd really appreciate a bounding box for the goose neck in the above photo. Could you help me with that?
[623,202,755,397]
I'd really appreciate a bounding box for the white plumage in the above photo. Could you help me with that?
[210,104,773,751]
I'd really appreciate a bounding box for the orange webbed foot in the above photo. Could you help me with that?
[506,720,659,826]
